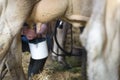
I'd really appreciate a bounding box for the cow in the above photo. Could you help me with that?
[0,0,119,80]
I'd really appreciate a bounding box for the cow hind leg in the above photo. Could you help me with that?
[81,19,119,80]
[86,23,111,80]
[6,33,26,80]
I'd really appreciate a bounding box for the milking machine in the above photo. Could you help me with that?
[28,38,48,77]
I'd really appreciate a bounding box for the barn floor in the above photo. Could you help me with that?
[22,52,82,80]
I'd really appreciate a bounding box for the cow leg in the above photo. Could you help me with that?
[0,0,37,62]
[103,0,120,80]
[6,53,26,80]
[85,21,108,80]
[57,27,67,66]
[57,22,70,67]
[81,0,120,80]
[6,33,26,80]
[51,22,70,67]
[51,38,58,61]
[81,18,109,80]
[85,18,120,80]
[81,1,120,79]
[80,0,109,80]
